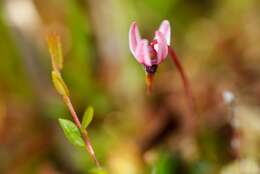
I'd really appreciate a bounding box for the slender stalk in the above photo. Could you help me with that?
[63,96,101,168]
[63,96,81,128]
[82,130,101,168]
[168,46,195,117]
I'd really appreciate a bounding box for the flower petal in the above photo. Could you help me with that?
[135,39,152,66]
[129,22,141,57]
[159,20,171,45]
[154,31,168,64]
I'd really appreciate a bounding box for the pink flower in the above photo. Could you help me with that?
[128,20,195,119]
[129,20,171,74]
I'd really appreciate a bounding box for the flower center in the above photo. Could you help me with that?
[145,64,158,74]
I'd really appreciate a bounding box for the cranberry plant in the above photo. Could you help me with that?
[47,33,107,174]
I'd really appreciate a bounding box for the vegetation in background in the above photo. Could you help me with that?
[0,0,260,173]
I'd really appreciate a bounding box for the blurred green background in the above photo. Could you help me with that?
[0,0,260,173]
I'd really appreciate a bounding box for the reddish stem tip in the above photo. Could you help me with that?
[146,74,154,95]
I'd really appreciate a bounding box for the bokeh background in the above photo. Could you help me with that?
[0,0,260,173]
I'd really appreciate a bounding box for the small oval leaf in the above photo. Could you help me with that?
[52,71,69,96]
[47,33,63,70]
[58,118,85,147]
[81,106,94,130]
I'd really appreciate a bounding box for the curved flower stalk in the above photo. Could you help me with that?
[47,33,101,168]
[129,20,195,114]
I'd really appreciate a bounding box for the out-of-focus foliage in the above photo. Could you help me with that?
[0,0,260,173]
[89,168,108,174]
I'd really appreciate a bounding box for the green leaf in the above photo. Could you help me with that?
[58,118,85,147]
[81,106,94,130]
[52,71,69,96]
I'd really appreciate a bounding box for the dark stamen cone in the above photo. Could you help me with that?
[146,74,154,95]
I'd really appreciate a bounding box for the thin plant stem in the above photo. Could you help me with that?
[63,96,81,128]
[63,95,101,168]
[168,46,195,118]
[82,130,101,168]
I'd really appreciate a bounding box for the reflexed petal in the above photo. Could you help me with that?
[154,31,168,64]
[129,22,141,57]
[159,20,171,45]
[135,39,152,66]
